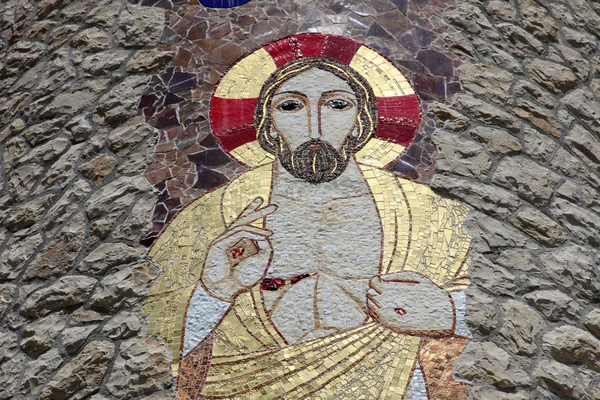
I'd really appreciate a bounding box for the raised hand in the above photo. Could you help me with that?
[366,272,455,335]
[201,197,278,302]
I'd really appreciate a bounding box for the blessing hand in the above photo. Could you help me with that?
[366,272,455,335]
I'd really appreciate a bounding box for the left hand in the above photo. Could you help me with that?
[366,272,455,335]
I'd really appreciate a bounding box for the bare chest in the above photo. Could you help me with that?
[265,194,382,279]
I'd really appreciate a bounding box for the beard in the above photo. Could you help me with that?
[278,137,352,184]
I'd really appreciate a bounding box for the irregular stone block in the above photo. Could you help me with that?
[542,325,600,372]
[21,312,67,354]
[524,290,583,322]
[20,276,98,317]
[498,300,545,356]
[78,242,144,276]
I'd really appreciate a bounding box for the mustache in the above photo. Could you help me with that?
[278,138,352,183]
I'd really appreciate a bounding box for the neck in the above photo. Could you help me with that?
[271,157,372,204]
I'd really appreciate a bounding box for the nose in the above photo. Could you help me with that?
[308,106,320,140]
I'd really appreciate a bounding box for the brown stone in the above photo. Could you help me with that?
[79,154,118,187]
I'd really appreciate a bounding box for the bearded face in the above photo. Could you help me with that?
[277,136,352,183]
[261,67,362,184]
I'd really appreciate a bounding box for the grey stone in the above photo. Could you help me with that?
[549,147,585,179]
[541,244,600,301]
[510,207,567,247]
[35,143,85,194]
[518,0,558,41]
[498,300,545,356]
[90,211,123,244]
[79,243,144,275]
[0,332,26,399]
[108,121,154,156]
[0,233,41,279]
[20,348,62,395]
[562,27,597,55]
[113,192,155,241]
[36,48,77,96]
[585,309,600,338]
[106,337,172,398]
[38,341,115,400]
[20,276,98,317]
[444,3,499,39]
[22,117,66,146]
[460,64,513,104]
[523,126,556,162]
[16,137,70,166]
[455,94,520,132]
[557,45,591,82]
[115,5,165,47]
[468,126,521,154]
[7,163,43,201]
[534,360,589,399]
[428,102,470,132]
[469,387,529,400]
[434,131,492,179]
[2,194,54,231]
[81,50,129,77]
[0,93,28,125]
[566,0,600,38]
[470,254,517,295]
[527,59,577,94]
[467,212,538,252]
[85,0,121,27]
[70,27,111,52]
[465,287,498,336]
[65,114,94,143]
[71,309,109,325]
[126,50,174,73]
[550,198,600,246]
[21,312,67,354]
[90,262,159,311]
[1,40,45,77]
[431,175,521,219]
[493,156,560,206]
[3,136,29,170]
[497,23,546,55]
[486,0,517,22]
[562,89,600,136]
[102,311,143,339]
[556,180,580,203]
[542,325,600,372]
[43,180,92,235]
[454,341,532,388]
[524,290,583,322]
[512,99,560,138]
[79,154,118,187]
[86,175,152,218]
[566,124,600,172]
[42,79,111,117]
[0,283,16,317]
[117,134,158,174]
[93,76,150,126]
[513,80,557,109]
[24,214,86,280]
[62,325,98,354]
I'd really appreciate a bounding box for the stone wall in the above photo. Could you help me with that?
[0,0,599,399]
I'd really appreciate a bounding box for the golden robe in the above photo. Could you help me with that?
[143,149,472,399]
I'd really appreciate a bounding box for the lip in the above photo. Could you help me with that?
[309,144,323,151]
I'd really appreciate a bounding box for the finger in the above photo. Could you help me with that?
[366,293,382,309]
[216,230,269,248]
[225,225,273,239]
[236,197,264,219]
[230,204,278,228]
[380,271,429,284]
[369,277,383,294]
[255,238,273,252]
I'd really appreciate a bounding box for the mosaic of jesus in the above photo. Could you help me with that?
[143,34,472,400]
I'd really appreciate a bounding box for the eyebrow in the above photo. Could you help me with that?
[273,90,306,97]
[321,90,356,97]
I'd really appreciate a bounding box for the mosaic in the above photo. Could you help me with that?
[142,34,472,399]
[138,0,462,243]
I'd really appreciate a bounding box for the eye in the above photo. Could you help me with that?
[325,98,353,111]
[276,99,304,112]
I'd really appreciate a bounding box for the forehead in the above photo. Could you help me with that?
[275,67,354,96]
